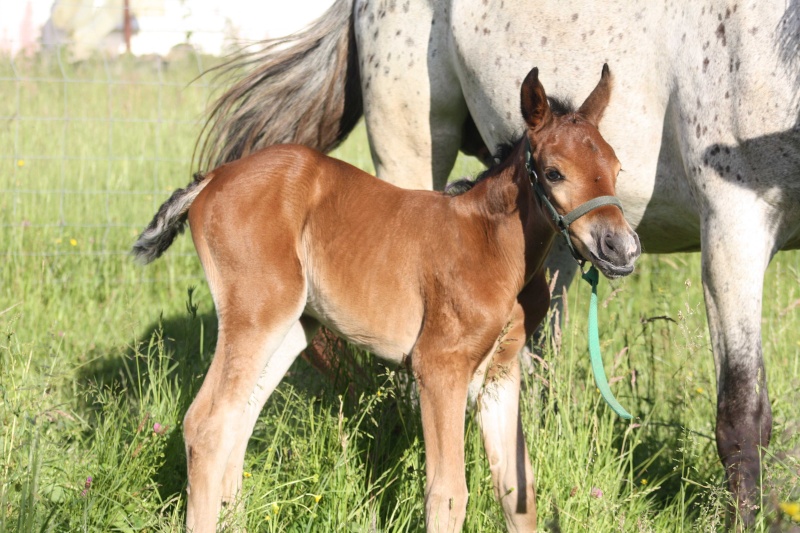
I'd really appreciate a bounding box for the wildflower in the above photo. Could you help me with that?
[590,487,603,499]
[69,238,77,246]
[17,159,24,167]
[272,502,280,515]
[153,423,168,435]
[695,387,705,394]
[314,494,322,503]
[243,472,252,478]
[640,478,648,486]
[779,502,800,521]
[80,476,93,497]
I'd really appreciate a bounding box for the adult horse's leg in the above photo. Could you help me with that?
[701,196,775,528]
[477,277,549,532]
[355,0,467,190]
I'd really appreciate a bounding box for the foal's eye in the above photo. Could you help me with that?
[545,169,564,182]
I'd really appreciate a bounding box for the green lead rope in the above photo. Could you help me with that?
[523,136,632,419]
[581,265,633,420]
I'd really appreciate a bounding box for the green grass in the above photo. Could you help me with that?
[1,54,799,532]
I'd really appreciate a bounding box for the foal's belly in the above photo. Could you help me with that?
[303,284,421,365]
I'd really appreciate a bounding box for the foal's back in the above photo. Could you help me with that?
[188,144,498,363]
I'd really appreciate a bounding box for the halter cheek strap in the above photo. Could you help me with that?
[523,137,623,263]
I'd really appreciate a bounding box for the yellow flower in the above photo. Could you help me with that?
[264,515,270,521]
[272,502,279,515]
[243,472,252,478]
[695,387,704,394]
[69,238,77,246]
[314,494,322,503]
[640,479,648,485]
[779,502,800,521]
[17,159,24,167]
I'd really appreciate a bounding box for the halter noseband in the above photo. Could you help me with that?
[523,136,624,264]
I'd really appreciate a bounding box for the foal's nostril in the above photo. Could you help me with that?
[603,233,616,253]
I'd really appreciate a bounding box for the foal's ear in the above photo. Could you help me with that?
[578,63,613,126]
[520,67,552,131]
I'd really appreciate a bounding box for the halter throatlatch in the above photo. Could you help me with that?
[523,136,623,265]
[524,136,634,420]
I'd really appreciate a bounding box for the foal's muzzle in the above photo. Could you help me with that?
[588,227,641,279]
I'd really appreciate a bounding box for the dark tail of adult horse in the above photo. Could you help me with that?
[195,0,362,171]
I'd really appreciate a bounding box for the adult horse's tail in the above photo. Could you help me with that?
[131,172,212,264]
[196,0,362,171]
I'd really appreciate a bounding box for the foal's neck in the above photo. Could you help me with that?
[456,139,558,279]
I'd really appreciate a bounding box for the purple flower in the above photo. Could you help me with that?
[81,476,93,497]
[590,487,603,499]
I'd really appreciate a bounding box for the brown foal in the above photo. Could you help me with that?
[133,65,640,532]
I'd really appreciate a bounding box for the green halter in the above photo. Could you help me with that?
[524,137,633,420]
[523,136,623,262]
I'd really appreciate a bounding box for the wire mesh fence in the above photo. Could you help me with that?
[2,47,220,245]
[0,39,236,293]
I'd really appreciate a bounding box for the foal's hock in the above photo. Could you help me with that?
[133,65,640,532]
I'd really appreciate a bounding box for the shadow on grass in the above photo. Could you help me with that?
[74,299,423,526]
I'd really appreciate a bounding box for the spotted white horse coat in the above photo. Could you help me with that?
[354,0,800,526]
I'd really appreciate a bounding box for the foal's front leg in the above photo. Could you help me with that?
[477,278,549,532]
[477,321,536,532]
[414,338,474,533]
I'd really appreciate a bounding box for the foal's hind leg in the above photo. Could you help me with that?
[219,317,320,516]
[183,301,307,533]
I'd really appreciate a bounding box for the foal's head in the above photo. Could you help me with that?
[521,65,640,278]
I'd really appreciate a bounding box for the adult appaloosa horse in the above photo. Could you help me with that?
[136,66,639,532]
[196,0,800,526]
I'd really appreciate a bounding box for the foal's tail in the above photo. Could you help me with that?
[195,0,362,171]
[131,172,212,264]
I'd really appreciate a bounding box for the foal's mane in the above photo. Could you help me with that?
[444,96,575,197]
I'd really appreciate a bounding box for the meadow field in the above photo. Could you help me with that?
[1,55,799,532]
